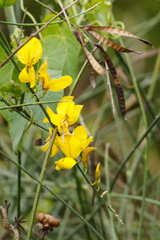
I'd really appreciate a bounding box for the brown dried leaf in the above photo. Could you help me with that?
[88,30,141,53]
[95,43,126,118]
[73,30,105,76]
[80,26,153,47]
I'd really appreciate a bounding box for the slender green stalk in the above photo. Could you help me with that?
[111,193,160,206]
[58,0,72,31]
[17,150,21,219]
[20,0,41,37]
[4,6,17,34]
[0,99,65,110]
[76,164,124,225]
[69,60,88,96]
[110,111,160,192]
[105,143,118,240]
[26,127,58,240]
[73,169,92,240]
[0,149,106,240]
[148,48,160,100]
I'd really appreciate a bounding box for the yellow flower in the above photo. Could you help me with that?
[43,97,83,133]
[82,147,95,169]
[17,37,43,88]
[41,128,59,157]
[54,133,82,170]
[38,61,73,92]
[95,163,101,190]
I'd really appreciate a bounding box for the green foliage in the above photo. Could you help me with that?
[42,16,81,79]
[0,104,27,152]
[0,0,17,8]
[0,44,13,89]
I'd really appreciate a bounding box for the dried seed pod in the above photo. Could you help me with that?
[73,30,105,76]
[80,25,153,47]
[43,214,60,227]
[36,212,60,227]
[88,30,141,54]
[95,43,126,118]
[36,212,45,223]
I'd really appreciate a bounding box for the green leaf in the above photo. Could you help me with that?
[0,44,13,89]
[0,102,27,152]
[84,0,112,26]
[42,18,80,80]
[0,0,17,8]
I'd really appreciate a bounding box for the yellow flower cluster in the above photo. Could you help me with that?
[17,37,72,91]
[17,38,97,174]
[41,96,95,171]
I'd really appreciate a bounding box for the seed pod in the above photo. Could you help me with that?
[36,212,45,223]
[44,214,60,227]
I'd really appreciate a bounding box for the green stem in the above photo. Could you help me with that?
[76,164,124,225]
[148,48,160,100]
[4,6,17,34]
[26,127,58,240]
[111,193,160,206]
[0,97,48,132]
[0,149,105,240]
[69,60,88,96]
[110,111,160,192]
[105,144,118,240]
[0,99,64,110]
[17,150,21,219]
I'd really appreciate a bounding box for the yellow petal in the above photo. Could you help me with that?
[95,163,100,181]
[39,61,48,74]
[17,37,42,65]
[41,142,50,152]
[67,104,83,125]
[74,126,88,141]
[57,134,82,159]
[51,144,59,157]
[43,117,49,123]
[95,163,101,190]
[81,136,93,152]
[55,157,77,170]
[82,147,95,164]
[46,106,62,133]
[57,96,74,119]
[19,67,30,83]
[46,75,72,92]
[19,66,35,88]
[39,61,50,89]
[29,66,36,88]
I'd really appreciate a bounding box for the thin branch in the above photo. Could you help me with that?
[57,0,72,31]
